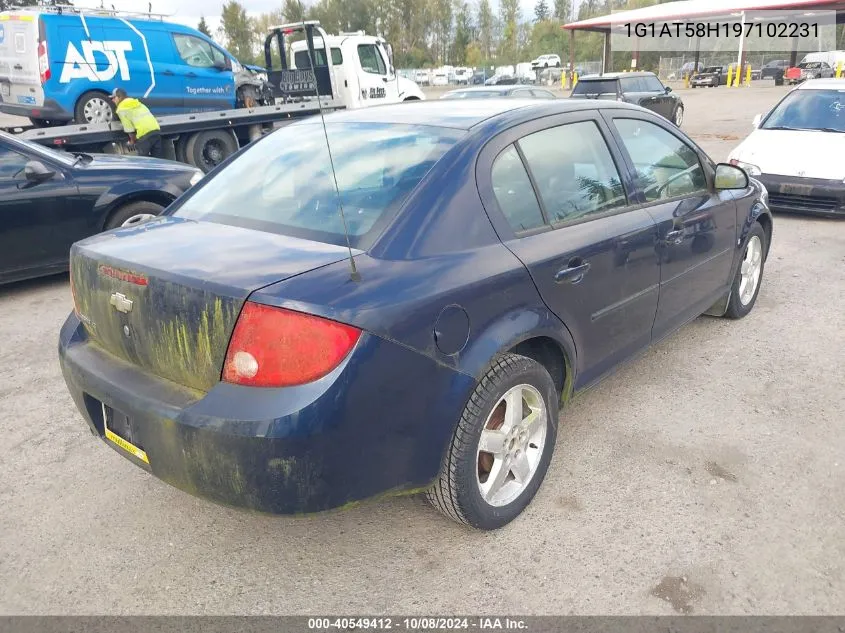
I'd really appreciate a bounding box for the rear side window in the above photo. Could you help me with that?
[518,121,627,224]
[613,118,707,202]
[619,77,643,92]
[491,145,545,232]
[572,79,618,96]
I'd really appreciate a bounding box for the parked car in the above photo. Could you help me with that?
[788,61,835,83]
[531,54,561,69]
[761,59,789,80]
[485,74,517,86]
[0,130,201,284]
[452,67,473,85]
[729,79,845,218]
[691,66,725,87]
[0,8,259,125]
[471,71,487,85]
[570,72,684,127]
[59,98,771,530]
[538,67,563,86]
[414,70,430,86]
[431,70,449,87]
[440,85,556,100]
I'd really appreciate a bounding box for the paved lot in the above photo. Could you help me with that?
[2,84,844,615]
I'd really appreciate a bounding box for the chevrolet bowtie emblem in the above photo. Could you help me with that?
[110,292,133,314]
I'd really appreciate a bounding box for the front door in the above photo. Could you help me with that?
[604,113,738,340]
[478,113,661,389]
[0,139,71,279]
[172,33,235,112]
[354,42,393,106]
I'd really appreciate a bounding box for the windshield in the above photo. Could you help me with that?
[173,122,462,248]
[572,80,618,96]
[800,62,822,69]
[762,89,845,132]
[0,132,77,166]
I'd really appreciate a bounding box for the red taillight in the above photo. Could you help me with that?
[222,302,361,388]
[37,41,50,84]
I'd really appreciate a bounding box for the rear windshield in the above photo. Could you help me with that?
[571,79,618,96]
[173,122,462,248]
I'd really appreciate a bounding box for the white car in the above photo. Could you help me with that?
[414,70,430,86]
[431,71,449,87]
[728,79,845,218]
[531,54,561,69]
[452,67,473,84]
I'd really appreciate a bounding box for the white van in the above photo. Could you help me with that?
[799,51,845,70]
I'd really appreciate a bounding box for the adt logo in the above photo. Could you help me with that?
[60,40,133,83]
[0,24,6,45]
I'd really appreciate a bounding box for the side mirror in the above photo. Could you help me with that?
[714,163,749,190]
[665,86,672,93]
[752,113,762,128]
[24,160,56,184]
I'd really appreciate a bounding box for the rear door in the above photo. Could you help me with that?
[619,75,648,107]
[478,112,661,389]
[0,13,42,110]
[171,33,234,111]
[604,112,737,340]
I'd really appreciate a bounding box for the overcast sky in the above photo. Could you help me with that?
[77,0,544,37]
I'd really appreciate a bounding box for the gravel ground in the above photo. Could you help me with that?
[1,83,844,615]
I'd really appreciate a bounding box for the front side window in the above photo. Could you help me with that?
[174,122,461,249]
[614,118,707,202]
[491,145,545,232]
[642,75,666,92]
[358,44,386,75]
[0,144,28,180]
[517,121,627,224]
[173,34,226,68]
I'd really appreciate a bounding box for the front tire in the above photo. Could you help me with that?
[105,200,166,230]
[427,353,559,530]
[673,105,684,127]
[724,223,767,319]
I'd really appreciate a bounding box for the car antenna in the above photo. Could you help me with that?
[297,12,361,282]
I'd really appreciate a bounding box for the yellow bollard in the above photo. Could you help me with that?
[684,72,690,89]
[573,71,579,87]
[745,64,751,86]
[727,65,734,87]
[837,61,843,79]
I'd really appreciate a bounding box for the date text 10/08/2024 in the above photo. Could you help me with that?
[624,21,819,38]
[307,618,529,630]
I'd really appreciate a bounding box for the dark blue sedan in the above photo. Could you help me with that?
[59,99,773,530]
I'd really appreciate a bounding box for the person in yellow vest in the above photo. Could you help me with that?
[110,88,163,158]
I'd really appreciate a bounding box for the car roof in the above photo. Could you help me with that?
[446,85,522,94]
[797,78,845,90]
[578,72,656,80]
[307,99,646,130]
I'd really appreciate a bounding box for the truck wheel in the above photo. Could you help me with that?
[185,130,239,173]
[105,200,166,230]
[75,91,115,124]
[175,135,191,163]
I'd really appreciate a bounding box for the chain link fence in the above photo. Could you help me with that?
[658,53,776,81]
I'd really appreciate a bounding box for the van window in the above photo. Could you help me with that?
[358,44,386,75]
[173,34,226,68]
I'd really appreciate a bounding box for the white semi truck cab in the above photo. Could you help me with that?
[263,21,424,108]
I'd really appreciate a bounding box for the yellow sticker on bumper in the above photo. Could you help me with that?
[105,427,150,464]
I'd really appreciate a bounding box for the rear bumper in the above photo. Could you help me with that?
[58,313,476,514]
[0,96,73,121]
[757,173,845,217]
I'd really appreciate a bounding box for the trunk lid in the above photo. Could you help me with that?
[70,217,355,392]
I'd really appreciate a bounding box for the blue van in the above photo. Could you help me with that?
[0,8,256,124]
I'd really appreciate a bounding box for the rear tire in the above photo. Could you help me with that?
[426,353,559,530]
[724,223,767,319]
[105,200,166,230]
[185,130,239,173]
[74,91,115,124]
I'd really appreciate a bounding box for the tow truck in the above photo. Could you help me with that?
[1,21,423,172]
